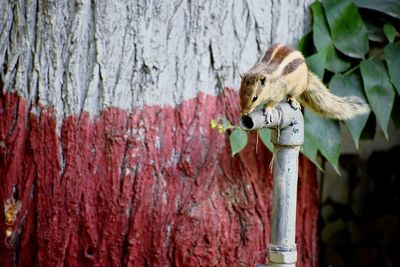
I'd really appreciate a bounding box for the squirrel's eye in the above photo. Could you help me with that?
[252,95,258,102]
[260,77,266,86]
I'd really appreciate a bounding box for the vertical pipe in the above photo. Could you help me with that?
[240,103,304,267]
[268,105,303,267]
[268,146,299,267]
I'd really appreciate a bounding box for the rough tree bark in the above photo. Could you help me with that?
[0,0,317,266]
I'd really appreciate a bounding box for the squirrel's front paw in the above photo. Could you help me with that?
[264,109,273,124]
[288,98,301,110]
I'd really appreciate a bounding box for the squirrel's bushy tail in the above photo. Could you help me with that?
[300,72,370,120]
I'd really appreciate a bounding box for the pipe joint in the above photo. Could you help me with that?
[240,102,304,146]
[268,244,297,264]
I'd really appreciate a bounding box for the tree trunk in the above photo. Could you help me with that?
[0,0,317,266]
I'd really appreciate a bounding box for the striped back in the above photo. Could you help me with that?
[249,44,306,79]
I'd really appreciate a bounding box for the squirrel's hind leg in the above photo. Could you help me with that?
[288,96,301,110]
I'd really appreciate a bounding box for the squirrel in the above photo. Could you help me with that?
[239,44,370,120]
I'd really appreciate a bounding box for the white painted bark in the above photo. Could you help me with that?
[1,0,312,118]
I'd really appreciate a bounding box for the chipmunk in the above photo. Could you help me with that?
[239,44,370,120]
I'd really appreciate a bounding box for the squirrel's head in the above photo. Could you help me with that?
[239,73,269,116]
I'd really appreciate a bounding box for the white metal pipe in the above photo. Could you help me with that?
[240,102,304,267]
[268,146,299,267]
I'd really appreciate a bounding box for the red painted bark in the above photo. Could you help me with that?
[0,89,318,266]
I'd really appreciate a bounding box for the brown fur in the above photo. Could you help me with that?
[261,44,280,63]
[282,58,304,75]
[300,72,370,120]
[265,45,294,74]
[239,44,370,119]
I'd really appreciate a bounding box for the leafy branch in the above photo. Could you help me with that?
[210,119,273,156]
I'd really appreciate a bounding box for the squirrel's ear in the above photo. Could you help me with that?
[239,73,243,79]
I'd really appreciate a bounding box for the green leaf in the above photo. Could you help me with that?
[329,73,370,147]
[306,52,326,79]
[310,2,351,72]
[322,0,369,58]
[354,0,400,19]
[297,31,314,57]
[324,44,351,73]
[384,43,400,95]
[301,132,323,171]
[364,19,386,42]
[257,128,273,152]
[311,1,331,51]
[383,24,397,43]
[360,59,395,139]
[229,128,248,156]
[304,109,341,174]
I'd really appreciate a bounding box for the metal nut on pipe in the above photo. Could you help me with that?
[268,244,297,264]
